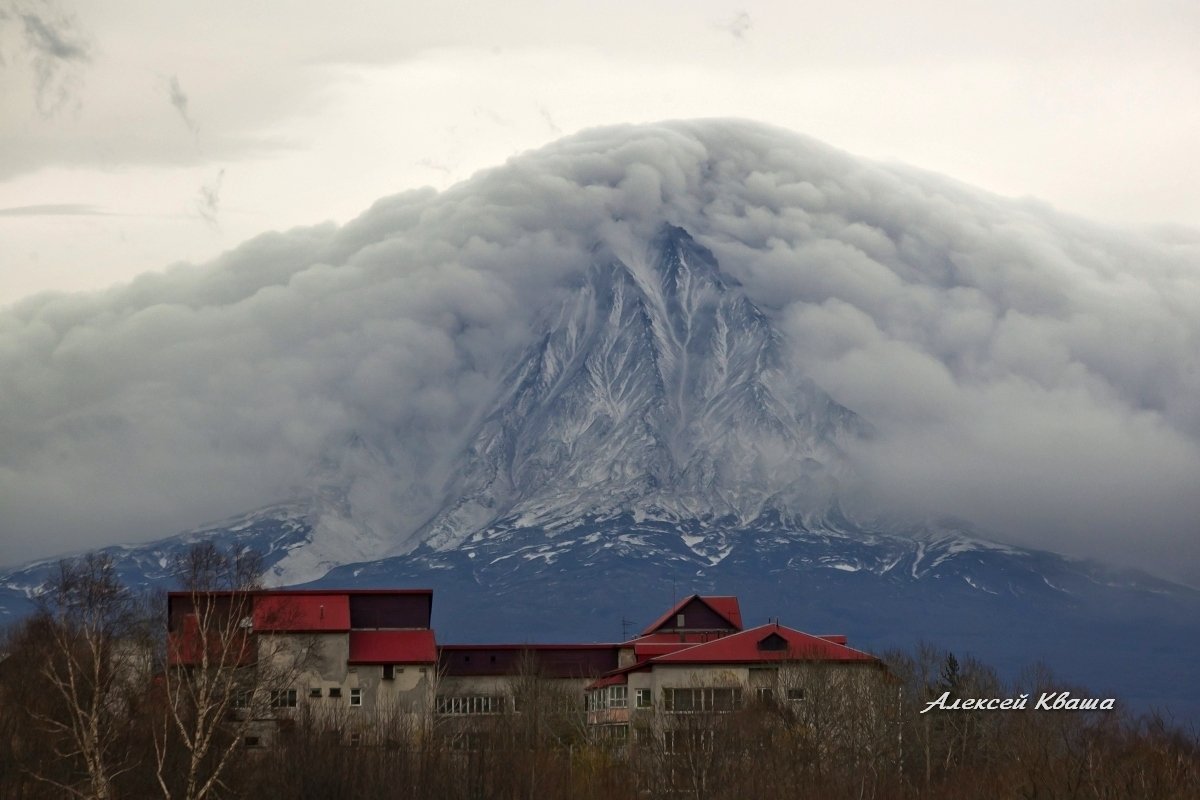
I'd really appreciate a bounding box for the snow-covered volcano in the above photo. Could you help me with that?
[2,120,1199,715]
[422,225,864,550]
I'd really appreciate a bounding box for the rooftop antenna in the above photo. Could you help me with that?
[672,573,677,607]
[621,617,635,641]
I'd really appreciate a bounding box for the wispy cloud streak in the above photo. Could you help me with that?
[0,203,106,216]
[167,74,199,136]
[9,0,92,115]
[195,167,224,224]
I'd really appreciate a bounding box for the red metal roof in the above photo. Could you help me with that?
[168,589,432,631]
[349,630,437,664]
[253,593,350,632]
[649,623,878,665]
[587,623,879,688]
[705,596,743,629]
[588,663,651,689]
[167,615,254,667]
[639,595,744,635]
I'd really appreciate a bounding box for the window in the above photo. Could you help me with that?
[348,732,362,747]
[587,689,607,712]
[668,688,693,712]
[663,688,742,713]
[757,632,789,651]
[309,687,323,698]
[270,689,297,708]
[786,688,805,702]
[232,689,252,709]
[382,664,395,680]
[350,688,363,707]
[635,688,652,708]
[755,687,775,704]
[608,686,628,709]
[664,729,714,754]
[329,687,342,698]
[598,724,628,743]
[436,695,505,715]
[243,736,261,748]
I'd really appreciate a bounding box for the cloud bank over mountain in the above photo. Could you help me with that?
[2,120,1197,580]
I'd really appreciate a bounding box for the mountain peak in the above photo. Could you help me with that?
[649,223,732,292]
[418,224,861,551]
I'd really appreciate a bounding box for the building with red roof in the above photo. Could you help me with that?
[165,588,891,748]
[166,588,438,723]
[583,596,892,742]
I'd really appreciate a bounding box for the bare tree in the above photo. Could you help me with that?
[154,542,314,800]
[29,554,148,800]
[502,651,590,799]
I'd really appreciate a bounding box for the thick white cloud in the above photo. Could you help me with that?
[1,120,1198,584]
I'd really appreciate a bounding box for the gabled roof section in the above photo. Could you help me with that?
[706,596,743,630]
[639,595,743,636]
[648,623,879,665]
[349,630,437,664]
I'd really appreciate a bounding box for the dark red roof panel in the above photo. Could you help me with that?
[349,592,432,629]
[349,630,437,664]
[253,593,350,632]
[439,644,619,651]
[439,644,620,678]
[630,632,727,645]
[632,642,699,660]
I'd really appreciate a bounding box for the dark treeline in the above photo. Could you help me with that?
[0,548,1197,799]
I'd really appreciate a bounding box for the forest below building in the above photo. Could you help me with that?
[0,546,1197,800]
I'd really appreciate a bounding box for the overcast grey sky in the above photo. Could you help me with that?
[1,0,1198,303]
[1,3,1198,584]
